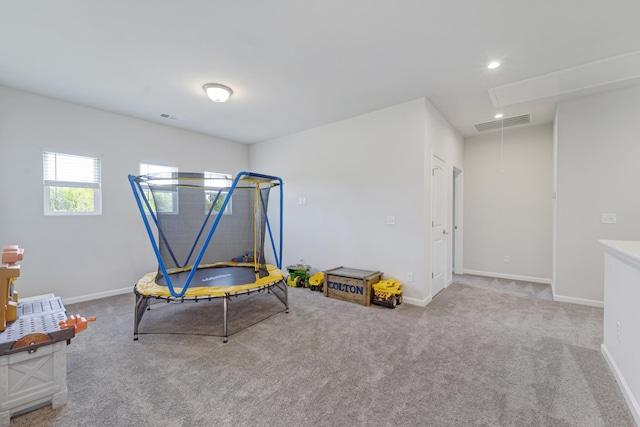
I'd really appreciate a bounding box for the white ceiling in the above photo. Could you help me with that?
[2,1,640,144]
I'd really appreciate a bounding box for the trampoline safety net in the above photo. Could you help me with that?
[128,171,283,298]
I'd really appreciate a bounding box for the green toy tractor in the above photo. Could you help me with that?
[285,264,311,288]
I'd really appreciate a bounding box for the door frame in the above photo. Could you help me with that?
[452,167,463,275]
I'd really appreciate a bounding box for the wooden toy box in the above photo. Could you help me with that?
[324,267,382,306]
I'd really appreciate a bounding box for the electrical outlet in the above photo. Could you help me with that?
[407,272,414,282]
[299,257,304,263]
[601,214,616,224]
[504,255,510,263]
[386,215,396,225]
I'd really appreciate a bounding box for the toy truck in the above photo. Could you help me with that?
[285,264,311,288]
[308,271,324,292]
[371,279,403,308]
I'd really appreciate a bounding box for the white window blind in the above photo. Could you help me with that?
[43,151,102,215]
[204,171,232,188]
[140,163,177,177]
[44,152,101,189]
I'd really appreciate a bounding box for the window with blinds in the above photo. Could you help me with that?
[43,151,102,215]
[204,171,233,215]
[139,163,178,214]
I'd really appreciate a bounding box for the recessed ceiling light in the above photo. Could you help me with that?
[494,113,504,119]
[488,61,500,69]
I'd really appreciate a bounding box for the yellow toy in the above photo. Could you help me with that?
[308,271,324,292]
[1,246,23,332]
[371,279,403,309]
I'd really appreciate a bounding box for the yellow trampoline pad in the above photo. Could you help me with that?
[135,263,285,298]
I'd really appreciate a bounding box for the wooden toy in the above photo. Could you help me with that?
[0,246,22,332]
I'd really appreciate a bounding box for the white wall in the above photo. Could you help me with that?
[0,87,248,301]
[250,98,463,304]
[463,124,553,283]
[554,86,640,305]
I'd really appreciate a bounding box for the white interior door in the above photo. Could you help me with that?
[431,155,446,297]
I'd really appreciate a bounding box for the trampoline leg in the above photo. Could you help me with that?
[285,280,289,313]
[223,295,228,343]
[134,293,148,341]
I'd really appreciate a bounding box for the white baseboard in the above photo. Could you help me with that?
[62,287,131,305]
[553,293,603,308]
[601,344,640,426]
[462,269,552,285]
[403,295,432,307]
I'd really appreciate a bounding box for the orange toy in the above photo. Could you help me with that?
[59,314,96,334]
[2,246,24,265]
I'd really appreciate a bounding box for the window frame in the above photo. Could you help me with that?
[43,151,102,216]
[204,171,233,215]
[139,163,179,215]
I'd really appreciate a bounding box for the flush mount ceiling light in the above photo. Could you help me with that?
[488,61,501,69]
[494,113,504,119]
[203,83,233,103]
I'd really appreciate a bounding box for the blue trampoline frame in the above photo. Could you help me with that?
[128,171,286,342]
[129,171,283,298]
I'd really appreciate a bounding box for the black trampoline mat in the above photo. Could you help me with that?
[156,266,258,288]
